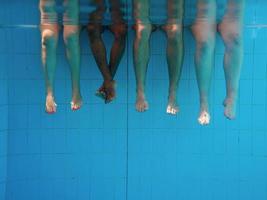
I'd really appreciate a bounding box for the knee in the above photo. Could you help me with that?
[192,25,215,51]
[42,29,58,49]
[134,23,152,40]
[87,23,102,38]
[111,24,127,39]
[165,24,182,39]
[218,23,242,47]
[64,28,79,46]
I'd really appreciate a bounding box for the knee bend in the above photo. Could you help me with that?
[42,29,58,48]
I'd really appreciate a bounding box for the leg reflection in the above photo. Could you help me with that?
[133,0,151,112]
[163,0,184,115]
[218,0,244,119]
[191,0,216,125]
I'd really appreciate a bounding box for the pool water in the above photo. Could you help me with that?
[0,0,267,200]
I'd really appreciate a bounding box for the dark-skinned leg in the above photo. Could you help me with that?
[133,0,152,112]
[87,23,115,102]
[109,23,127,77]
[163,0,184,115]
[87,1,116,103]
[218,0,244,119]
[109,0,127,78]
[191,0,216,125]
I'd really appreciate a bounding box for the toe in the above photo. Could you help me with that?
[71,101,82,111]
[46,106,55,114]
[136,104,141,112]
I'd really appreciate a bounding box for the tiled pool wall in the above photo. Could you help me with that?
[0,53,7,200]
[0,0,267,200]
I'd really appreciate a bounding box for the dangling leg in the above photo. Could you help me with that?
[40,0,59,113]
[191,0,216,125]
[87,23,116,103]
[63,25,82,110]
[133,0,152,112]
[109,24,127,79]
[218,0,244,119]
[109,0,127,78]
[102,0,127,103]
[163,0,184,115]
[63,0,82,110]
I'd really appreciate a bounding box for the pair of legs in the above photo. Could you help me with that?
[133,0,184,114]
[192,0,244,125]
[40,0,82,113]
[87,0,127,103]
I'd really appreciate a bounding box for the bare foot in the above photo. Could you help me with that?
[104,80,116,104]
[166,95,179,115]
[198,110,210,125]
[223,98,237,120]
[135,93,149,112]
[166,103,179,115]
[71,94,82,111]
[46,95,57,114]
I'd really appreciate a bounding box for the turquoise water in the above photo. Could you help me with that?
[0,0,267,200]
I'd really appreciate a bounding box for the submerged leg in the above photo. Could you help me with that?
[87,23,116,103]
[41,26,59,113]
[191,0,216,125]
[88,1,116,103]
[164,0,184,115]
[40,0,58,113]
[63,25,82,110]
[218,0,244,119]
[63,0,82,110]
[109,0,127,78]
[133,0,151,112]
[102,0,127,103]
[109,23,127,78]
